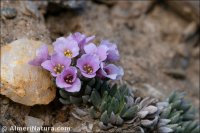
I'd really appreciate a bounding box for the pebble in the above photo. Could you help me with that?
[93,0,117,6]
[24,1,40,18]
[2,98,9,105]
[25,116,44,133]
[71,112,82,121]
[0,38,56,106]
[1,7,17,19]
[75,108,88,117]
[64,0,86,9]
[183,22,198,41]
[163,69,186,79]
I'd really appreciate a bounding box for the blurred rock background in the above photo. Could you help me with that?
[0,0,199,132]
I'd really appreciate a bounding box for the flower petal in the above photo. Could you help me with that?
[28,57,44,66]
[71,32,95,50]
[51,54,71,67]
[84,43,97,54]
[72,32,86,44]
[53,37,67,53]
[98,64,123,80]
[65,66,77,82]
[29,44,49,66]
[85,35,95,44]
[100,40,120,61]
[36,44,49,59]
[77,54,100,77]
[65,78,81,92]
[41,60,53,72]
[88,57,100,72]
[56,73,71,88]
[107,50,120,61]
[97,45,108,61]
[54,36,80,58]
[82,72,96,78]
[105,64,120,79]
[116,66,124,80]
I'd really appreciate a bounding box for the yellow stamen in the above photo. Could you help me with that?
[64,50,72,57]
[83,64,93,74]
[65,74,73,84]
[54,64,64,74]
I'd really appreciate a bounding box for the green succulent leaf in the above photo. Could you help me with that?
[107,97,119,115]
[167,124,179,130]
[59,98,71,105]
[191,126,200,133]
[100,101,107,113]
[100,111,109,124]
[115,115,124,125]
[82,95,89,103]
[89,106,99,119]
[161,105,172,118]
[95,78,102,91]
[122,105,139,119]
[91,90,102,109]
[100,81,109,95]
[109,84,118,97]
[88,78,96,86]
[84,85,92,95]
[69,96,82,104]
[59,90,70,99]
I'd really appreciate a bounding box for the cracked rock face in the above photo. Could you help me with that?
[0,38,56,106]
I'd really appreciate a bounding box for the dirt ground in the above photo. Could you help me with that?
[1,0,199,132]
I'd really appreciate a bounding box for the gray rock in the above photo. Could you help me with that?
[1,7,17,19]
[25,116,44,133]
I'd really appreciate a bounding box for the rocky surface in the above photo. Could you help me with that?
[1,1,51,45]
[0,39,56,106]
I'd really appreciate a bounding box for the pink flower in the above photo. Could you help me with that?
[41,54,71,77]
[29,44,50,66]
[84,43,108,61]
[56,67,81,92]
[98,63,124,80]
[70,32,95,50]
[77,54,100,78]
[100,40,120,61]
[53,37,79,58]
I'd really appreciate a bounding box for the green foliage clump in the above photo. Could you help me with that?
[59,78,199,133]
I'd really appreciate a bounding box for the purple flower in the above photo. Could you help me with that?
[41,54,71,77]
[77,54,100,78]
[56,67,81,92]
[70,32,95,50]
[84,43,108,61]
[29,44,50,66]
[100,40,120,61]
[53,37,79,58]
[98,63,124,80]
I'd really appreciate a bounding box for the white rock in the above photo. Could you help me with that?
[0,38,56,106]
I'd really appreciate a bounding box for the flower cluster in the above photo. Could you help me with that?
[29,32,124,92]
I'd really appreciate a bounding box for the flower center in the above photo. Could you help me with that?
[64,50,72,57]
[83,64,93,74]
[105,69,110,74]
[65,74,73,84]
[53,64,64,74]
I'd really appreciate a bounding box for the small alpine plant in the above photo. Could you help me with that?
[29,33,199,133]
[29,32,124,93]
